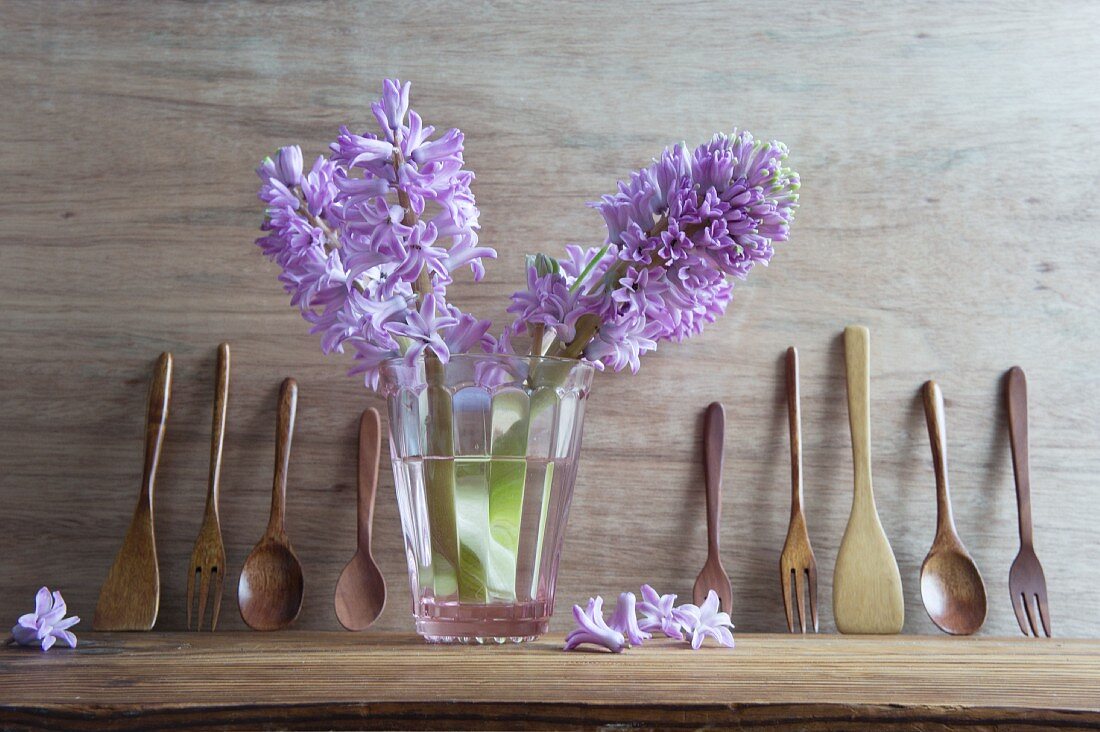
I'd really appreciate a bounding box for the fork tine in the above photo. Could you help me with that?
[195,568,211,632]
[794,568,808,634]
[186,566,197,630]
[210,567,224,632]
[781,567,794,632]
[806,567,819,633]
[1037,592,1052,637]
[1012,592,1032,636]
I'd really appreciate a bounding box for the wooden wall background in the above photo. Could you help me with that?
[2,1,1098,638]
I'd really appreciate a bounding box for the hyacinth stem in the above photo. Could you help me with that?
[557,215,678,359]
[529,323,545,358]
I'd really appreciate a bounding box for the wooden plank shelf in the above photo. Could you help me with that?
[2,632,1098,730]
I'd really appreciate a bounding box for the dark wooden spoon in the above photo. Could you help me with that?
[238,378,304,631]
[919,380,987,635]
[334,407,387,630]
[692,402,733,613]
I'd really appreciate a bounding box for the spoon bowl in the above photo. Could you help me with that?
[335,552,385,630]
[239,540,304,631]
[334,408,387,631]
[238,378,305,631]
[920,547,986,635]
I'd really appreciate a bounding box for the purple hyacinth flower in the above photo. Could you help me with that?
[272,145,303,187]
[636,584,685,640]
[563,596,625,653]
[385,293,459,365]
[11,587,79,652]
[673,590,735,650]
[608,591,651,646]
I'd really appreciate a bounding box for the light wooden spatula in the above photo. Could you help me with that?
[833,326,904,634]
[93,352,172,631]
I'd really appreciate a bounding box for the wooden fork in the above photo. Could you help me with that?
[187,343,230,630]
[1005,366,1051,637]
[779,347,818,632]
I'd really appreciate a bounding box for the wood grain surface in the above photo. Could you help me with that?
[2,633,1100,730]
[1,1,1099,638]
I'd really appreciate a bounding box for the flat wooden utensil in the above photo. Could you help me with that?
[187,342,230,631]
[833,326,904,634]
[919,380,987,635]
[334,407,387,630]
[93,352,173,631]
[780,347,818,632]
[692,402,733,613]
[1005,366,1052,637]
[238,377,305,631]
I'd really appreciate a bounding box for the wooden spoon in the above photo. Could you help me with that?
[93,352,172,631]
[238,378,305,631]
[833,326,904,634]
[919,380,987,635]
[692,402,734,613]
[334,407,387,630]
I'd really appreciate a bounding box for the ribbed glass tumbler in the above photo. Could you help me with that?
[379,354,595,643]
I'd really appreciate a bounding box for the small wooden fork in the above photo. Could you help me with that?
[1005,366,1051,637]
[187,343,230,631]
[779,347,818,632]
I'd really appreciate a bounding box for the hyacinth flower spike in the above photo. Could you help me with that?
[674,589,735,649]
[563,596,625,653]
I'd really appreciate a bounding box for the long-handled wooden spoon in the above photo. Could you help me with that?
[692,402,733,613]
[833,325,904,634]
[334,407,387,630]
[93,352,172,631]
[238,378,304,631]
[919,380,987,635]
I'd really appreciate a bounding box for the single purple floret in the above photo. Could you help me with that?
[10,587,79,652]
[636,584,685,640]
[563,596,625,653]
[608,591,651,646]
[673,590,735,650]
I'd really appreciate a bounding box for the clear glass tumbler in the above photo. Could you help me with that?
[379,354,595,643]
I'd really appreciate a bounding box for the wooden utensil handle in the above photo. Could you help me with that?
[703,402,725,555]
[844,326,874,506]
[140,353,173,507]
[207,343,230,512]
[785,347,803,514]
[922,380,955,535]
[267,378,297,539]
[358,408,382,553]
[1005,366,1033,547]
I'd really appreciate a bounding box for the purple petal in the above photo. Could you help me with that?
[39,634,56,652]
[52,629,78,649]
[34,587,51,616]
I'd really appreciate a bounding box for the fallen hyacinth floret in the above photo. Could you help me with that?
[8,587,80,652]
[564,586,733,652]
[608,591,651,646]
[564,596,625,653]
[637,583,686,640]
[674,590,736,650]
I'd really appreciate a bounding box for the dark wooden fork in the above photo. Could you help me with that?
[780,347,818,632]
[1005,366,1051,637]
[187,343,230,630]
